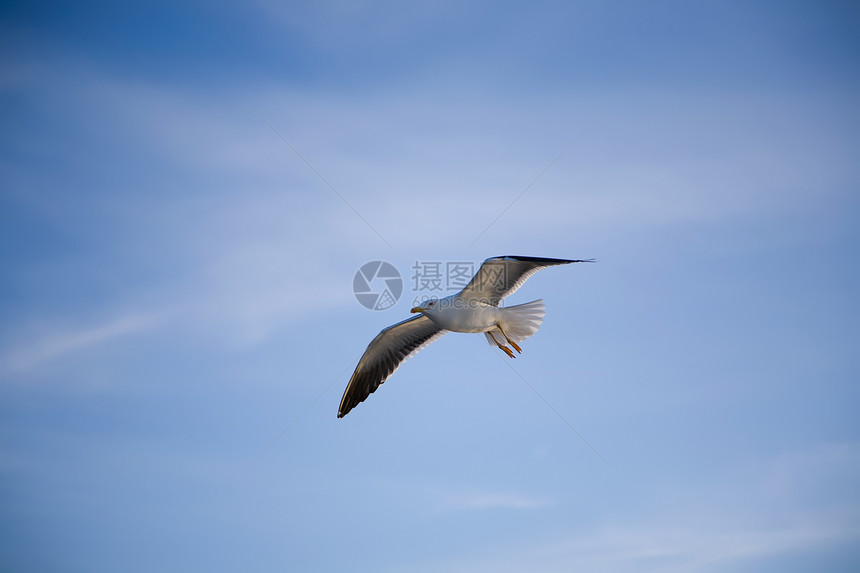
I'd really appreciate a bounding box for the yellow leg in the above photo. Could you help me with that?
[499,345,516,359]
[495,322,522,354]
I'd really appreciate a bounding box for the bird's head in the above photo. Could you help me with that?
[410,298,439,315]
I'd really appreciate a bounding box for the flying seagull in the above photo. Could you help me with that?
[337,256,592,418]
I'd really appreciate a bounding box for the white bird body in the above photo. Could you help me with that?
[418,295,501,333]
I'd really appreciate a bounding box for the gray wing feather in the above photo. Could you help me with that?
[338,315,446,418]
[457,256,593,306]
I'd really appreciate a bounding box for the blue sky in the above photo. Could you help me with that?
[1,1,858,571]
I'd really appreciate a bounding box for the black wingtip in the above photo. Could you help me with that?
[495,255,596,265]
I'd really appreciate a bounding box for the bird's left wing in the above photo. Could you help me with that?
[338,314,447,418]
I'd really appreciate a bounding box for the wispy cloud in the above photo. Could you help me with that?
[0,312,166,376]
[399,442,860,572]
[442,521,858,573]
[11,55,855,257]
[435,489,550,512]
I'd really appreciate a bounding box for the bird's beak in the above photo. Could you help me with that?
[410,306,425,313]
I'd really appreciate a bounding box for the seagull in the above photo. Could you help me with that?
[337,256,593,418]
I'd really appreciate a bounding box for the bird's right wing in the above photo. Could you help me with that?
[458,255,593,306]
[338,314,447,418]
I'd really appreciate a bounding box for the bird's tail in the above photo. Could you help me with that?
[484,299,545,346]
